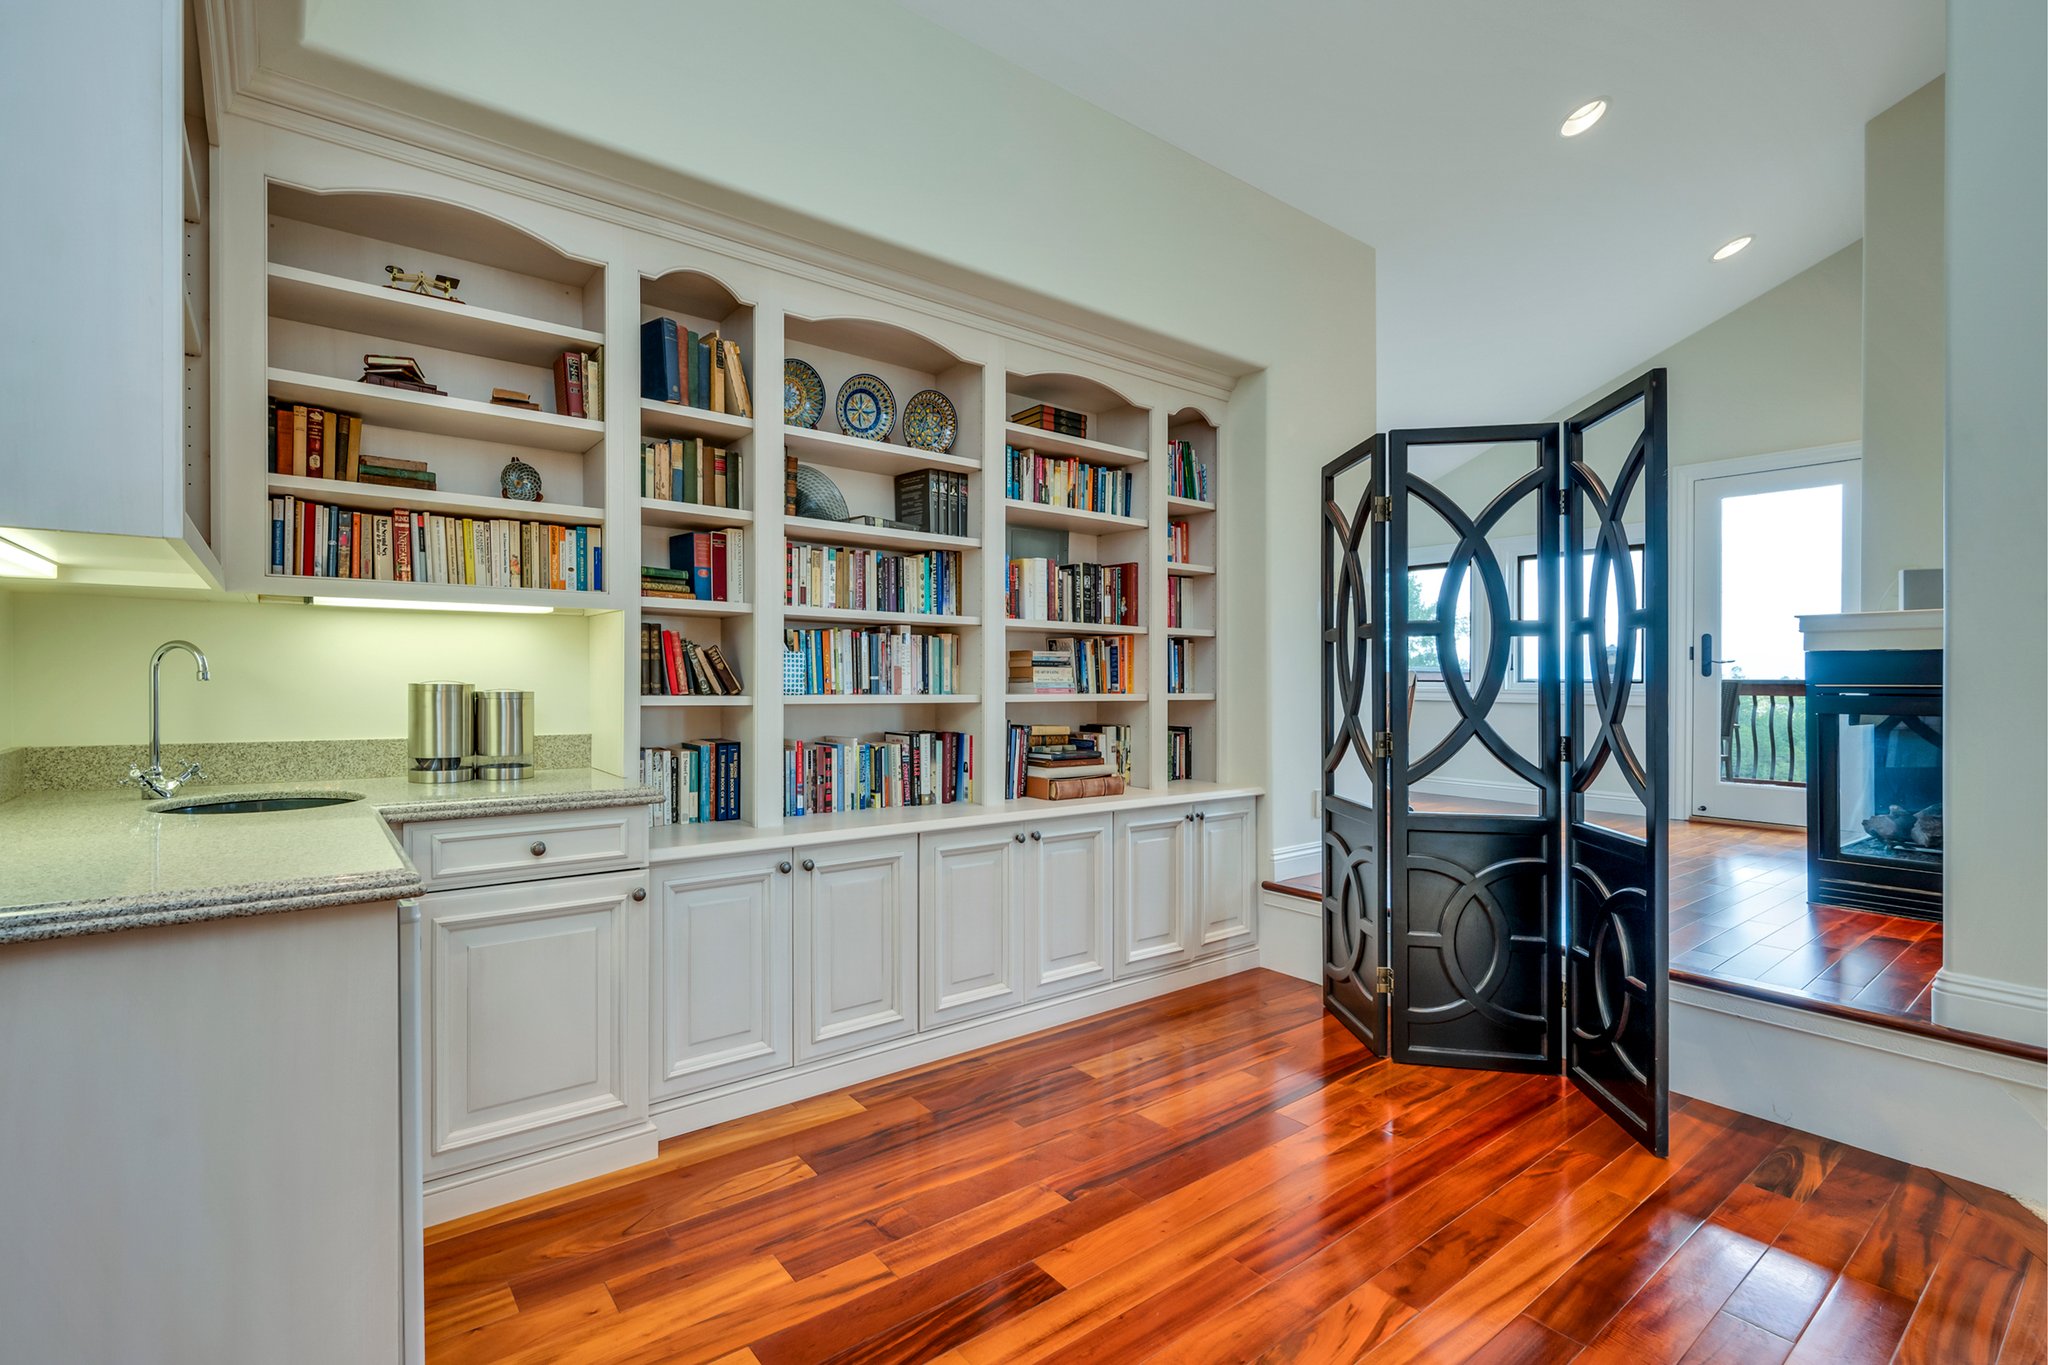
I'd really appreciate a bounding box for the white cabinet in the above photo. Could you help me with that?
[920,826,1027,1028]
[1114,807,1196,975]
[1023,813,1115,999]
[651,851,794,1100]
[795,836,917,1062]
[425,868,646,1177]
[1193,798,1258,955]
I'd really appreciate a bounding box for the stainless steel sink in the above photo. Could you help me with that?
[151,794,363,815]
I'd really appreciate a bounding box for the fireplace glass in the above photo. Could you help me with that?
[1830,711,1942,867]
[1806,648,1942,919]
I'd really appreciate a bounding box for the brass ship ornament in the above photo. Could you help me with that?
[385,265,464,303]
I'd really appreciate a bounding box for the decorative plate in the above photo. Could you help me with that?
[499,456,544,502]
[902,389,958,453]
[784,358,825,429]
[792,464,850,522]
[835,373,895,442]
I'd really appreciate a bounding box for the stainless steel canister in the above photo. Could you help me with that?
[407,681,474,783]
[472,689,535,781]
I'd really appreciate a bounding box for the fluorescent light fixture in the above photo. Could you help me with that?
[311,596,552,615]
[0,534,58,579]
[1713,235,1754,261]
[1560,99,1608,137]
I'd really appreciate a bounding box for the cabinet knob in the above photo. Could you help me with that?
[802,858,816,872]
[778,860,792,874]
[1184,811,1195,822]
[530,840,547,856]
[1014,831,1026,843]
[1030,830,1042,841]
[631,887,647,901]
[1196,811,1206,821]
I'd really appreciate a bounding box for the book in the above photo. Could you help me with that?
[722,339,752,418]
[362,354,427,382]
[490,388,540,409]
[641,318,682,403]
[359,374,447,395]
[1024,773,1124,800]
[554,351,585,418]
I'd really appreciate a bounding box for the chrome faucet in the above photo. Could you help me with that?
[125,640,211,798]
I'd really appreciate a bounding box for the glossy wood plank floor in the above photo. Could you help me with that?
[424,972,2045,1364]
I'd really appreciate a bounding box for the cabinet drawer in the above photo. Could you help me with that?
[403,807,649,891]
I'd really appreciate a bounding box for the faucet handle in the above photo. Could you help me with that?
[174,760,205,788]
[120,763,147,791]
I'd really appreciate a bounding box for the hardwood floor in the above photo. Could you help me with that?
[424,973,2045,1364]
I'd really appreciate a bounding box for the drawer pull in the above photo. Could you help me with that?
[530,840,547,856]
[631,887,647,901]
[777,861,792,875]
[801,858,816,872]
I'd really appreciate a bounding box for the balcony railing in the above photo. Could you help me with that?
[1721,679,1806,786]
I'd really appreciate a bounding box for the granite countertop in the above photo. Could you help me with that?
[0,770,660,946]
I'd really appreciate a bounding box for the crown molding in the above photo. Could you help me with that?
[202,10,1238,403]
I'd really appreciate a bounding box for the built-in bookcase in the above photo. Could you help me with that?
[1166,410,1221,783]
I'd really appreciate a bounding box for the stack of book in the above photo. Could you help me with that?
[360,354,444,395]
[551,349,603,420]
[640,625,744,697]
[1167,518,1193,563]
[1017,725,1124,800]
[641,742,742,825]
[640,438,744,507]
[893,470,971,536]
[268,499,601,590]
[642,530,746,603]
[784,731,972,816]
[785,544,961,617]
[1083,723,1136,782]
[490,387,539,410]
[1167,638,1193,693]
[640,318,752,417]
[1005,445,1134,517]
[1011,403,1087,438]
[1006,559,1139,626]
[1018,635,1135,695]
[782,627,961,697]
[1169,725,1193,781]
[1167,439,1211,502]
[269,402,374,481]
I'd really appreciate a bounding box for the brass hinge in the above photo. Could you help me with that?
[1373,730,1395,760]
[1375,966,1395,995]
[1368,494,1394,523]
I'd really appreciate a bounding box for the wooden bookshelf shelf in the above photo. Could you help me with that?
[782,606,980,628]
[640,596,750,617]
[1167,495,1216,516]
[640,499,752,530]
[1002,423,1148,468]
[783,694,981,707]
[1006,619,1148,636]
[267,368,604,453]
[783,515,978,554]
[1002,500,1148,534]
[260,574,602,611]
[1168,626,1215,639]
[784,426,979,477]
[1006,692,1149,704]
[268,474,603,526]
[639,398,754,442]
[1166,561,1215,577]
[1168,692,1217,703]
[641,694,753,708]
[267,264,603,368]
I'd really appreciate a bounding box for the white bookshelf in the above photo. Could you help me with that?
[267,264,603,366]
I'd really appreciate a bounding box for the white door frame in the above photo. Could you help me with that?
[1667,443,1863,825]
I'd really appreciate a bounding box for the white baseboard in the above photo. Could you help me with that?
[651,949,1264,1140]
[1270,841,1318,881]
[1931,968,2048,1048]
[1260,889,1322,983]
[423,1119,659,1225]
[1673,981,2048,1204]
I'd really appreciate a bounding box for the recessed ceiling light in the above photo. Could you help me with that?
[1712,235,1754,261]
[1560,99,1608,137]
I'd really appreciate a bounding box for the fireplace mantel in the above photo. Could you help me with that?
[1799,609,1944,652]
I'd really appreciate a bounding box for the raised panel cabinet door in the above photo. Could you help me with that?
[919,826,1027,1029]
[795,836,918,1062]
[1026,813,1114,999]
[1114,807,1194,976]
[650,851,795,1101]
[426,868,647,1177]
[1194,798,1258,955]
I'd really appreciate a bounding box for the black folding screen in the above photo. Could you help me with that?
[1319,370,1670,1155]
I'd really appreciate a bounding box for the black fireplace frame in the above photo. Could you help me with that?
[1805,648,1943,920]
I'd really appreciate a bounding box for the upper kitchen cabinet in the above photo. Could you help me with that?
[0,0,223,590]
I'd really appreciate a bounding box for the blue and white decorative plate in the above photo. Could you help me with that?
[902,389,957,453]
[784,358,825,429]
[835,373,895,442]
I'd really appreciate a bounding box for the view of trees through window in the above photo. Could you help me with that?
[1407,564,1471,678]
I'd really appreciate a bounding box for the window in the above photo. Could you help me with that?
[1407,562,1472,679]
[1516,547,1645,683]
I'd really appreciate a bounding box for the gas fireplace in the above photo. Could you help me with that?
[1806,648,1942,919]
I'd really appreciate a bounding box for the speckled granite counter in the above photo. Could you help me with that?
[0,770,660,945]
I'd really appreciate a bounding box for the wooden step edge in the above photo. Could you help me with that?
[1670,968,2048,1064]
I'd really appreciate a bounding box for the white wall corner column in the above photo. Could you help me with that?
[1936,0,2048,1048]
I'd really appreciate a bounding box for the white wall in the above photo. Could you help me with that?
[1936,0,2048,1046]
[1862,78,1946,610]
